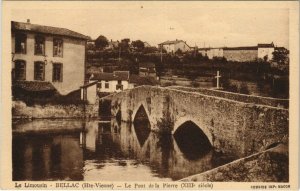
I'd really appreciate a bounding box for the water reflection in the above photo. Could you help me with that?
[13,119,235,181]
[13,133,83,180]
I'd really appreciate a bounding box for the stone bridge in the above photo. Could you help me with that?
[99,85,288,158]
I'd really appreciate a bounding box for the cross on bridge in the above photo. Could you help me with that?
[215,70,221,89]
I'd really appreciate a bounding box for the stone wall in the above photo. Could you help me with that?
[180,144,288,182]
[12,100,98,119]
[223,49,258,62]
[168,86,289,108]
[103,85,288,158]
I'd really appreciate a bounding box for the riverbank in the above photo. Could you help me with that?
[12,119,86,134]
[180,144,288,182]
[12,101,98,119]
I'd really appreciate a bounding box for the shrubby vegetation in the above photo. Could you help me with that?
[87,35,289,97]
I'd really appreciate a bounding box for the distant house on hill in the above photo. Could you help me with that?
[158,39,191,54]
[198,48,210,57]
[198,42,276,62]
[11,20,90,96]
[199,47,223,59]
[139,62,156,78]
[257,42,275,61]
[143,41,151,48]
[223,46,258,62]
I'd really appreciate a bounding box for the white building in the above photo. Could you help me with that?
[257,43,275,61]
[208,48,224,59]
[198,47,223,59]
[158,40,191,54]
[90,71,134,93]
[80,81,98,104]
[11,20,90,95]
[198,42,276,62]
[82,71,159,103]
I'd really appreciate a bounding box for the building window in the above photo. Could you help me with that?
[105,81,109,89]
[116,80,123,90]
[53,38,63,57]
[14,60,26,80]
[98,82,102,89]
[53,63,63,82]
[15,33,26,54]
[35,35,45,55]
[34,62,45,81]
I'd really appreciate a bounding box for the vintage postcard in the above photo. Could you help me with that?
[1,1,299,190]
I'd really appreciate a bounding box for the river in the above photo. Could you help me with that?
[13,119,236,181]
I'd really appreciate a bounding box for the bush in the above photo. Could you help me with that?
[191,81,200,88]
[239,83,250,94]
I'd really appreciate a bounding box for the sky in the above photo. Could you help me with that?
[11,2,289,48]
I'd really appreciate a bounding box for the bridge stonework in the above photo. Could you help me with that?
[100,86,288,158]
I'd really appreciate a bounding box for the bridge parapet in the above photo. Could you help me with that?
[167,86,289,108]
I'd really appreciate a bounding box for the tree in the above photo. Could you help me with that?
[120,38,130,51]
[95,35,109,50]
[239,83,250,94]
[272,48,289,65]
[131,40,145,51]
[143,46,158,54]
[175,48,183,55]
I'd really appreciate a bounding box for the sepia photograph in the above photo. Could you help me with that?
[1,1,299,190]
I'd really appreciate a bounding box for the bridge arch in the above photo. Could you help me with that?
[131,102,151,123]
[173,117,213,146]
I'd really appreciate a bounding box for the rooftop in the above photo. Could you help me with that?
[12,21,91,40]
[90,71,129,81]
[198,43,275,51]
[258,42,274,48]
[129,75,158,85]
[223,46,258,50]
[12,81,56,92]
[158,40,186,45]
[113,71,129,80]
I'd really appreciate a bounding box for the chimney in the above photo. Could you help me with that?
[27,19,30,23]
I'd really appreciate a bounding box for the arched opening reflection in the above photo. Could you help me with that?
[99,99,111,119]
[116,110,121,126]
[174,121,212,160]
[133,105,151,147]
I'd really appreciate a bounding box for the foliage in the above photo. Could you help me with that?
[120,38,131,51]
[186,71,199,81]
[131,40,145,51]
[175,48,183,55]
[239,82,250,94]
[191,81,200,88]
[86,43,95,50]
[95,35,109,50]
[272,48,289,65]
[212,56,227,63]
[142,47,159,54]
[221,78,238,93]
[12,88,87,106]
